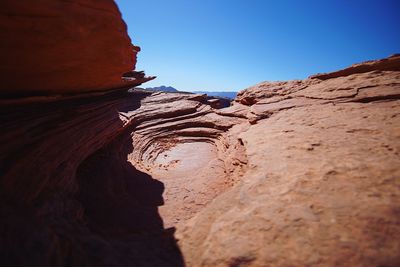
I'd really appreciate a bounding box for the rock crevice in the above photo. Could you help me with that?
[0,1,399,265]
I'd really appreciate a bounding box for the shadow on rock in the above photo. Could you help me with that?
[76,127,185,266]
[0,90,184,266]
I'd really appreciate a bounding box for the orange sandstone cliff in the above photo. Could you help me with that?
[0,0,154,97]
[1,1,399,267]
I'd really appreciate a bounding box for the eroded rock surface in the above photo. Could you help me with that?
[0,89,248,266]
[176,55,400,267]
[124,92,247,227]
[0,3,399,264]
[2,54,399,267]
[0,0,154,97]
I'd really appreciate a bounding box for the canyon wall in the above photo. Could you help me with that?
[0,0,153,97]
[2,54,399,266]
[1,1,399,266]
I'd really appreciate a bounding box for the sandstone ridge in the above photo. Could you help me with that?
[1,54,399,266]
[177,55,400,267]
[0,2,399,266]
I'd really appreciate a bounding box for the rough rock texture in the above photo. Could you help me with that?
[311,54,400,80]
[176,55,400,267]
[0,0,153,97]
[0,3,399,264]
[125,92,247,227]
[0,88,248,266]
[1,54,399,266]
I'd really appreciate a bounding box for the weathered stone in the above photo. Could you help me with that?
[0,0,154,97]
[177,56,400,267]
[0,2,399,265]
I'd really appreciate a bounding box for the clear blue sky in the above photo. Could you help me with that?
[115,0,400,92]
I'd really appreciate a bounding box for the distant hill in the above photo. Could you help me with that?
[144,86,237,100]
[145,86,178,92]
[193,91,237,99]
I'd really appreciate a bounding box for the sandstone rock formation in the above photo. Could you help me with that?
[0,0,154,97]
[176,55,400,267]
[310,54,400,80]
[1,53,399,266]
[0,87,247,266]
[1,1,399,266]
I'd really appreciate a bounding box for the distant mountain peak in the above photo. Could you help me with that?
[193,91,237,100]
[144,86,238,100]
[145,85,178,92]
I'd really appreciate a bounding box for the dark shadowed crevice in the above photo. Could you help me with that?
[76,126,185,266]
[350,93,400,103]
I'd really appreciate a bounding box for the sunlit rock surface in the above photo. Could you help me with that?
[0,88,247,266]
[0,1,399,265]
[1,54,399,266]
[177,55,400,267]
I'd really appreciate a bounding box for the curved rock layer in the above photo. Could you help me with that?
[1,55,400,266]
[0,89,247,266]
[0,6,399,260]
[124,92,248,227]
[177,55,400,267]
[0,0,153,97]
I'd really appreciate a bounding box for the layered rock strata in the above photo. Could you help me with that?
[177,55,400,267]
[0,1,399,265]
[0,0,154,97]
[0,88,248,266]
[1,54,399,267]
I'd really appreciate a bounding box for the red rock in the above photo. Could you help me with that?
[0,0,153,97]
[177,56,400,267]
[2,54,399,266]
[0,1,399,265]
[310,53,400,80]
[0,88,246,266]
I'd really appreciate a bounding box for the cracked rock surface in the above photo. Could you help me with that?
[0,10,399,264]
[177,55,400,267]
